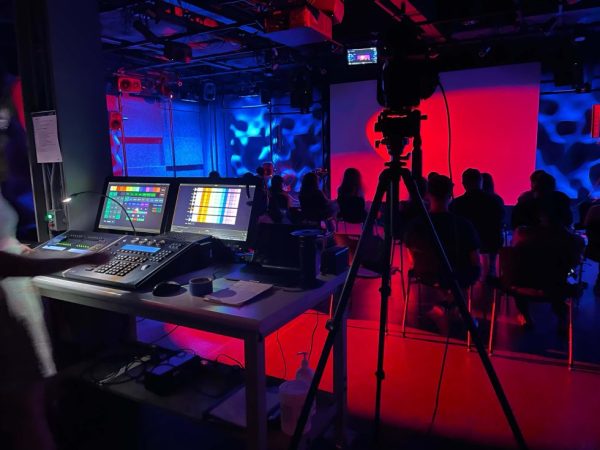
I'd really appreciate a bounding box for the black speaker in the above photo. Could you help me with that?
[321,246,349,275]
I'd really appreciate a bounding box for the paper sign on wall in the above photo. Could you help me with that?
[32,111,63,163]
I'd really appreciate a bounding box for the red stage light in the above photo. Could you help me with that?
[592,105,600,139]
[109,112,123,131]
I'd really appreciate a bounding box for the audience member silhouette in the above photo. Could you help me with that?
[512,198,584,330]
[404,174,481,289]
[299,172,336,227]
[517,169,547,203]
[263,175,290,223]
[397,176,428,238]
[511,171,572,229]
[481,172,495,194]
[208,170,220,179]
[269,175,290,211]
[336,167,367,224]
[584,203,600,294]
[450,169,504,275]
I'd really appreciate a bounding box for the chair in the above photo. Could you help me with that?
[336,196,366,234]
[487,246,578,368]
[401,269,475,350]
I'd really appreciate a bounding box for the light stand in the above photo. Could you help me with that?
[62,190,137,235]
[289,109,527,450]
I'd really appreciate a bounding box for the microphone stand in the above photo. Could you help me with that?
[63,190,137,235]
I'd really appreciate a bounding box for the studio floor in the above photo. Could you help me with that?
[125,244,600,450]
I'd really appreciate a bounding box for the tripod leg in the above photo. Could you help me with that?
[401,169,528,450]
[289,173,389,450]
[374,172,397,443]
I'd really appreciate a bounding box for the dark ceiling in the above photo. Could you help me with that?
[2,0,600,94]
[97,0,600,94]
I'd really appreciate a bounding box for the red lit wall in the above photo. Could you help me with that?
[330,63,541,205]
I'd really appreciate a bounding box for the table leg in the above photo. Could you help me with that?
[333,293,348,448]
[245,333,267,450]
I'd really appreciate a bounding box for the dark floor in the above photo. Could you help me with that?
[47,245,600,450]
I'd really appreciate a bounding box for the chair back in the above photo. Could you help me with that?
[498,246,570,294]
[337,196,366,224]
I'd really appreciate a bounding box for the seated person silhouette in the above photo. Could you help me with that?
[405,174,481,289]
[336,167,367,224]
[261,175,290,224]
[299,172,336,229]
[269,175,290,211]
[512,198,584,330]
[450,168,504,276]
[512,170,572,229]
[585,201,600,294]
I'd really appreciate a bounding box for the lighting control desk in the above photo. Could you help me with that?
[34,265,348,450]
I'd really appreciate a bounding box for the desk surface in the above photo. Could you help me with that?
[34,265,346,338]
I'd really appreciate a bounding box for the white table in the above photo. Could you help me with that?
[34,265,348,450]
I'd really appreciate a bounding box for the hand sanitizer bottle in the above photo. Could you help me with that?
[295,352,314,386]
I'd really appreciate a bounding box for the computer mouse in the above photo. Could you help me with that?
[152,280,183,297]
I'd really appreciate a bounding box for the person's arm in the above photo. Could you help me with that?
[0,251,110,278]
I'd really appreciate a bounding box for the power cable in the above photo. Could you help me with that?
[438,80,452,184]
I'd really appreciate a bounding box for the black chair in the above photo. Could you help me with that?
[336,196,366,233]
[488,246,579,368]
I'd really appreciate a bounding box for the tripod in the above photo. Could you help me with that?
[289,109,527,450]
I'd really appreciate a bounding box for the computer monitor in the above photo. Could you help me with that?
[170,182,256,242]
[96,181,170,234]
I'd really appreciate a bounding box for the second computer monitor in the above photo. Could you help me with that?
[170,182,256,242]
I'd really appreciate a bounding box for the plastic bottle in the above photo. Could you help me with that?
[278,352,316,436]
[295,352,314,385]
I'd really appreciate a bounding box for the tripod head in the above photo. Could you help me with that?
[375,108,425,177]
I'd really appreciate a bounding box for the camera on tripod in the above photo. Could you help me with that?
[374,18,439,165]
[376,18,439,112]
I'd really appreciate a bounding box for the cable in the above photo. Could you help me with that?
[428,314,452,434]
[276,331,287,379]
[307,311,320,362]
[216,353,244,369]
[438,80,452,184]
[149,325,180,345]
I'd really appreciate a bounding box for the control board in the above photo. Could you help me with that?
[64,235,212,289]
[34,230,123,255]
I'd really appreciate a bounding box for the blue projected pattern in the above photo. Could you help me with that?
[224,95,324,192]
[536,89,600,199]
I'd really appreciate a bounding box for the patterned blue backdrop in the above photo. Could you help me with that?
[110,92,325,192]
[223,94,324,192]
[536,76,600,201]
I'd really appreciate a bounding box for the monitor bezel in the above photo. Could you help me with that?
[94,177,176,235]
[170,177,262,245]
